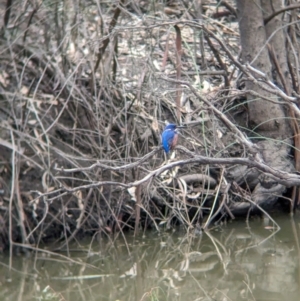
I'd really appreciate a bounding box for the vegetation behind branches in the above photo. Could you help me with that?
[0,0,299,252]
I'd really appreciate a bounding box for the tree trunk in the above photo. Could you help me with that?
[232,0,294,210]
[236,0,291,139]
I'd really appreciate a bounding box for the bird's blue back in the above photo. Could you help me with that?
[161,124,177,153]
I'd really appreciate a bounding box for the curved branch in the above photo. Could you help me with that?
[264,4,300,25]
[55,147,161,173]
[36,146,300,201]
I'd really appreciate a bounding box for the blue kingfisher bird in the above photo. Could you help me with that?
[161,124,184,154]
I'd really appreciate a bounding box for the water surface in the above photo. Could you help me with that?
[1,214,299,301]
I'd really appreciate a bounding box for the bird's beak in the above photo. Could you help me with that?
[177,125,186,128]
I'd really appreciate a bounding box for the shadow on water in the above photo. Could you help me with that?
[1,214,300,301]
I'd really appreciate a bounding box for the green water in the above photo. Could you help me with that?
[1,214,299,301]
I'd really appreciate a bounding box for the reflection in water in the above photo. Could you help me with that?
[1,215,300,301]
